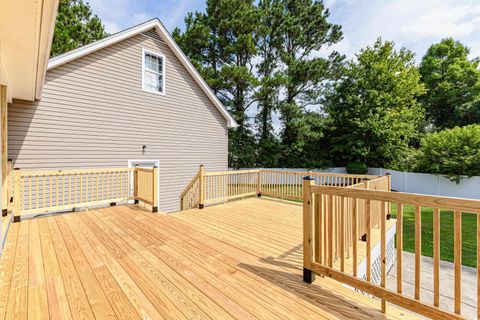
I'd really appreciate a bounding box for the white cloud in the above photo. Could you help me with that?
[102,21,121,34]
[327,0,480,61]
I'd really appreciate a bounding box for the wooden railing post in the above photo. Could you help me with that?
[386,173,391,217]
[13,168,20,222]
[152,166,158,212]
[303,175,315,283]
[6,159,12,213]
[133,165,139,204]
[199,165,205,209]
[257,169,262,197]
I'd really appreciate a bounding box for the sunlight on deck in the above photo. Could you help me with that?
[0,198,417,319]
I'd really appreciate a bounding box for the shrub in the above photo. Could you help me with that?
[346,162,368,174]
[416,125,480,183]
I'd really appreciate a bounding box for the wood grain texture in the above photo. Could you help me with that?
[0,199,416,319]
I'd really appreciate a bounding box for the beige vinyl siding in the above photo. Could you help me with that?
[8,30,228,212]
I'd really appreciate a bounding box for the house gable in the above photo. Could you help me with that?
[48,19,237,128]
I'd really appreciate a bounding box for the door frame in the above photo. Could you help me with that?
[128,160,160,207]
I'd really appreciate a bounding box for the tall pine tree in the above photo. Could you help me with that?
[51,0,108,56]
[254,0,282,167]
[274,0,343,167]
[173,0,260,168]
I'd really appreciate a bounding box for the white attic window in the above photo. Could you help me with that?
[142,48,166,95]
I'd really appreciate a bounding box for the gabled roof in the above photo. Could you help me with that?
[48,19,238,128]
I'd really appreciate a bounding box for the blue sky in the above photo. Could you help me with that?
[88,0,480,61]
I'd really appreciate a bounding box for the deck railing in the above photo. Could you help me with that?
[302,177,479,320]
[12,167,158,219]
[179,165,203,210]
[179,167,383,210]
[179,167,390,266]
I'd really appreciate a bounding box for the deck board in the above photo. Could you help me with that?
[0,198,417,319]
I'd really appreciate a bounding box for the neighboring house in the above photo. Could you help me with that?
[8,19,237,212]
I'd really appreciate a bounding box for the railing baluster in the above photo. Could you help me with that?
[366,199,371,282]
[43,175,46,208]
[96,173,99,201]
[49,176,53,208]
[315,193,322,264]
[381,201,387,313]
[328,194,333,268]
[415,205,421,300]
[352,197,358,277]
[35,176,39,209]
[340,196,345,272]
[29,176,32,209]
[454,210,461,315]
[397,203,403,294]
[56,174,59,207]
[433,207,440,307]
[80,174,83,203]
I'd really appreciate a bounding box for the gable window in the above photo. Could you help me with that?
[142,49,165,94]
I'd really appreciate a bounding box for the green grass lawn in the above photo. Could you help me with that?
[390,204,478,267]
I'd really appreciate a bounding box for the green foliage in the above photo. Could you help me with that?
[346,162,368,174]
[254,0,283,167]
[274,0,344,167]
[419,38,480,129]
[51,0,108,57]
[416,125,480,183]
[173,0,260,167]
[325,39,425,169]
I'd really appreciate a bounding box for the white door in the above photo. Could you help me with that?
[128,160,160,206]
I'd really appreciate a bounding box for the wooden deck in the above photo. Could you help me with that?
[0,198,417,319]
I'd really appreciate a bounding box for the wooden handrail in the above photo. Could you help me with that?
[303,182,477,319]
[12,167,159,219]
[179,168,389,211]
[179,165,203,210]
[311,184,480,213]
[179,172,201,199]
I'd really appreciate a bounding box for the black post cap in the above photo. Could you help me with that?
[303,175,314,180]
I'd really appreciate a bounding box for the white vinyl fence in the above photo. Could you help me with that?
[368,168,480,200]
[235,168,480,200]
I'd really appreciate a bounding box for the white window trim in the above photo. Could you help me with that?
[141,48,166,95]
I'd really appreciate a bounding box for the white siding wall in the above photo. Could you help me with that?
[8,30,228,212]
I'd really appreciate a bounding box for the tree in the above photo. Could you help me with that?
[419,38,480,129]
[51,0,108,57]
[325,39,426,169]
[254,0,282,167]
[416,124,480,183]
[274,0,344,167]
[173,0,260,168]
